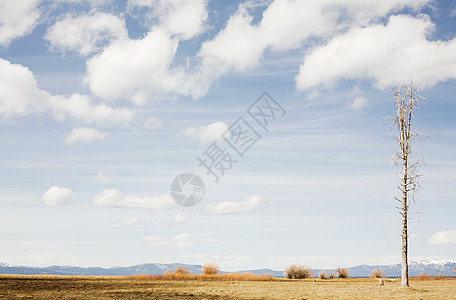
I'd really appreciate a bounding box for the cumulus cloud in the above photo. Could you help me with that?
[173,214,189,224]
[204,195,264,214]
[65,127,107,145]
[429,230,456,245]
[0,0,40,47]
[127,0,208,40]
[46,12,127,56]
[0,58,134,125]
[0,58,49,116]
[142,234,170,246]
[81,0,432,101]
[81,0,209,101]
[93,189,176,210]
[122,216,139,226]
[42,186,72,206]
[195,0,431,95]
[84,28,196,103]
[295,15,456,90]
[178,121,228,143]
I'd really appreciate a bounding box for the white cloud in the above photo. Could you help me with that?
[84,28,196,102]
[86,0,209,101]
[0,58,49,116]
[93,189,176,210]
[65,127,107,145]
[127,0,208,40]
[197,8,265,76]
[142,235,170,246]
[196,0,431,95]
[173,214,189,224]
[94,171,115,183]
[82,0,432,101]
[296,15,456,91]
[0,58,134,125]
[50,94,134,126]
[0,0,40,47]
[178,121,228,143]
[351,97,368,110]
[429,230,456,245]
[46,12,127,56]
[143,117,162,129]
[122,216,139,226]
[204,195,264,214]
[42,186,72,206]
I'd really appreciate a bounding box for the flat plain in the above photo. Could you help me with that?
[1,275,455,299]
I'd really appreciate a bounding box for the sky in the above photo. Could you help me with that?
[0,0,456,272]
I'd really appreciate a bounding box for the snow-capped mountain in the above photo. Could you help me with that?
[0,260,455,277]
[313,260,456,277]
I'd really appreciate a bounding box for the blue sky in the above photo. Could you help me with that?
[0,0,456,271]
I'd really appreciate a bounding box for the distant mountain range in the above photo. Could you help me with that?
[1,260,455,277]
[313,260,456,277]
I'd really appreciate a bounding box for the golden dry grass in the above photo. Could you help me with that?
[0,275,455,299]
[127,272,274,281]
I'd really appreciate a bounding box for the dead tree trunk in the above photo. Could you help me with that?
[392,81,423,288]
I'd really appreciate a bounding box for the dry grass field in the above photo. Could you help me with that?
[0,274,455,299]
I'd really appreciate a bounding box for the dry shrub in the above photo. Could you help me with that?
[285,265,313,279]
[319,271,327,279]
[328,272,336,279]
[414,273,432,280]
[202,263,219,275]
[435,274,446,280]
[174,266,189,275]
[369,268,384,278]
[453,267,456,273]
[336,267,349,278]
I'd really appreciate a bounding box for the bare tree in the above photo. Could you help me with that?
[392,80,424,288]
